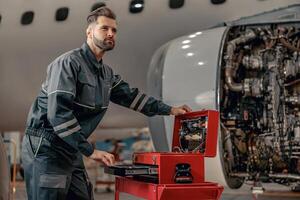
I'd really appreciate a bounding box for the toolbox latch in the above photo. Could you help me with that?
[174,163,193,183]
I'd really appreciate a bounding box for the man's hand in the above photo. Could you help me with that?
[89,150,115,166]
[170,105,192,116]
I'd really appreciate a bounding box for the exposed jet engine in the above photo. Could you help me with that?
[147,5,300,190]
[220,23,300,189]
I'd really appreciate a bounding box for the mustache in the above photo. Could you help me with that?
[104,38,114,43]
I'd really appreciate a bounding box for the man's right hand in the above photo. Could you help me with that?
[170,105,192,116]
[89,150,115,166]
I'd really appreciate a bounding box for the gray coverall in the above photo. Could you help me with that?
[22,42,171,200]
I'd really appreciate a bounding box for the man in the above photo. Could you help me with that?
[22,6,191,200]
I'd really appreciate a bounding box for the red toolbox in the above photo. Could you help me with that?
[105,110,224,200]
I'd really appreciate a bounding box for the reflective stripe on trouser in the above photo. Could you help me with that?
[21,134,94,200]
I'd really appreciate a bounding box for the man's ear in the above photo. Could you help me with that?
[86,26,92,38]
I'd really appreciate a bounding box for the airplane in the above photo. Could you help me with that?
[148,2,300,192]
[1,0,300,199]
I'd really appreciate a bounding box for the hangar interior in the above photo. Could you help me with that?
[1,0,300,200]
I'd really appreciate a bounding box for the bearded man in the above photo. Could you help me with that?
[22,6,191,200]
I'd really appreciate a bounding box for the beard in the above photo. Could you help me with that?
[93,33,115,51]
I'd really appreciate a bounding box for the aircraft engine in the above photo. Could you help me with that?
[147,6,300,189]
[220,23,300,188]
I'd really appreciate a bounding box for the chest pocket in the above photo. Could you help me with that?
[76,73,96,109]
[101,79,111,108]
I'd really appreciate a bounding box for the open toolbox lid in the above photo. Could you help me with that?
[171,110,219,157]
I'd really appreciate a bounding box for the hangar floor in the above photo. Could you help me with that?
[14,180,300,200]
[12,158,300,200]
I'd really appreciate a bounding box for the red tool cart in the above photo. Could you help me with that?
[105,110,224,200]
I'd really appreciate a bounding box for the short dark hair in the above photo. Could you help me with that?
[87,6,116,25]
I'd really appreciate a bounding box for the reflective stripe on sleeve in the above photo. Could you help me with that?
[112,79,122,89]
[74,102,95,109]
[48,90,75,97]
[130,92,143,109]
[137,95,149,112]
[53,118,77,132]
[58,125,81,138]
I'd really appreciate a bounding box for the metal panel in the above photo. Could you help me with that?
[226,4,300,26]
[147,43,172,152]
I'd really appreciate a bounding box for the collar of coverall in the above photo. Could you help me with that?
[81,42,103,72]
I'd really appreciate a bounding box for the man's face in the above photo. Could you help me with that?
[90,16,117,51]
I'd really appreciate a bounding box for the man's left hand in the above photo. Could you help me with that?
[170,105,192,116]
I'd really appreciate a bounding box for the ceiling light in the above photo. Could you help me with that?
[134,3,143,8]
[211,0,226,5]
[198,61,205,66]
[182,45,190,49]
[169,0,185,9]
[55,7,69,22]
[182,40,191,44]
[130,0,144,14]
[21,11,34,25]
[186,52,194,57]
